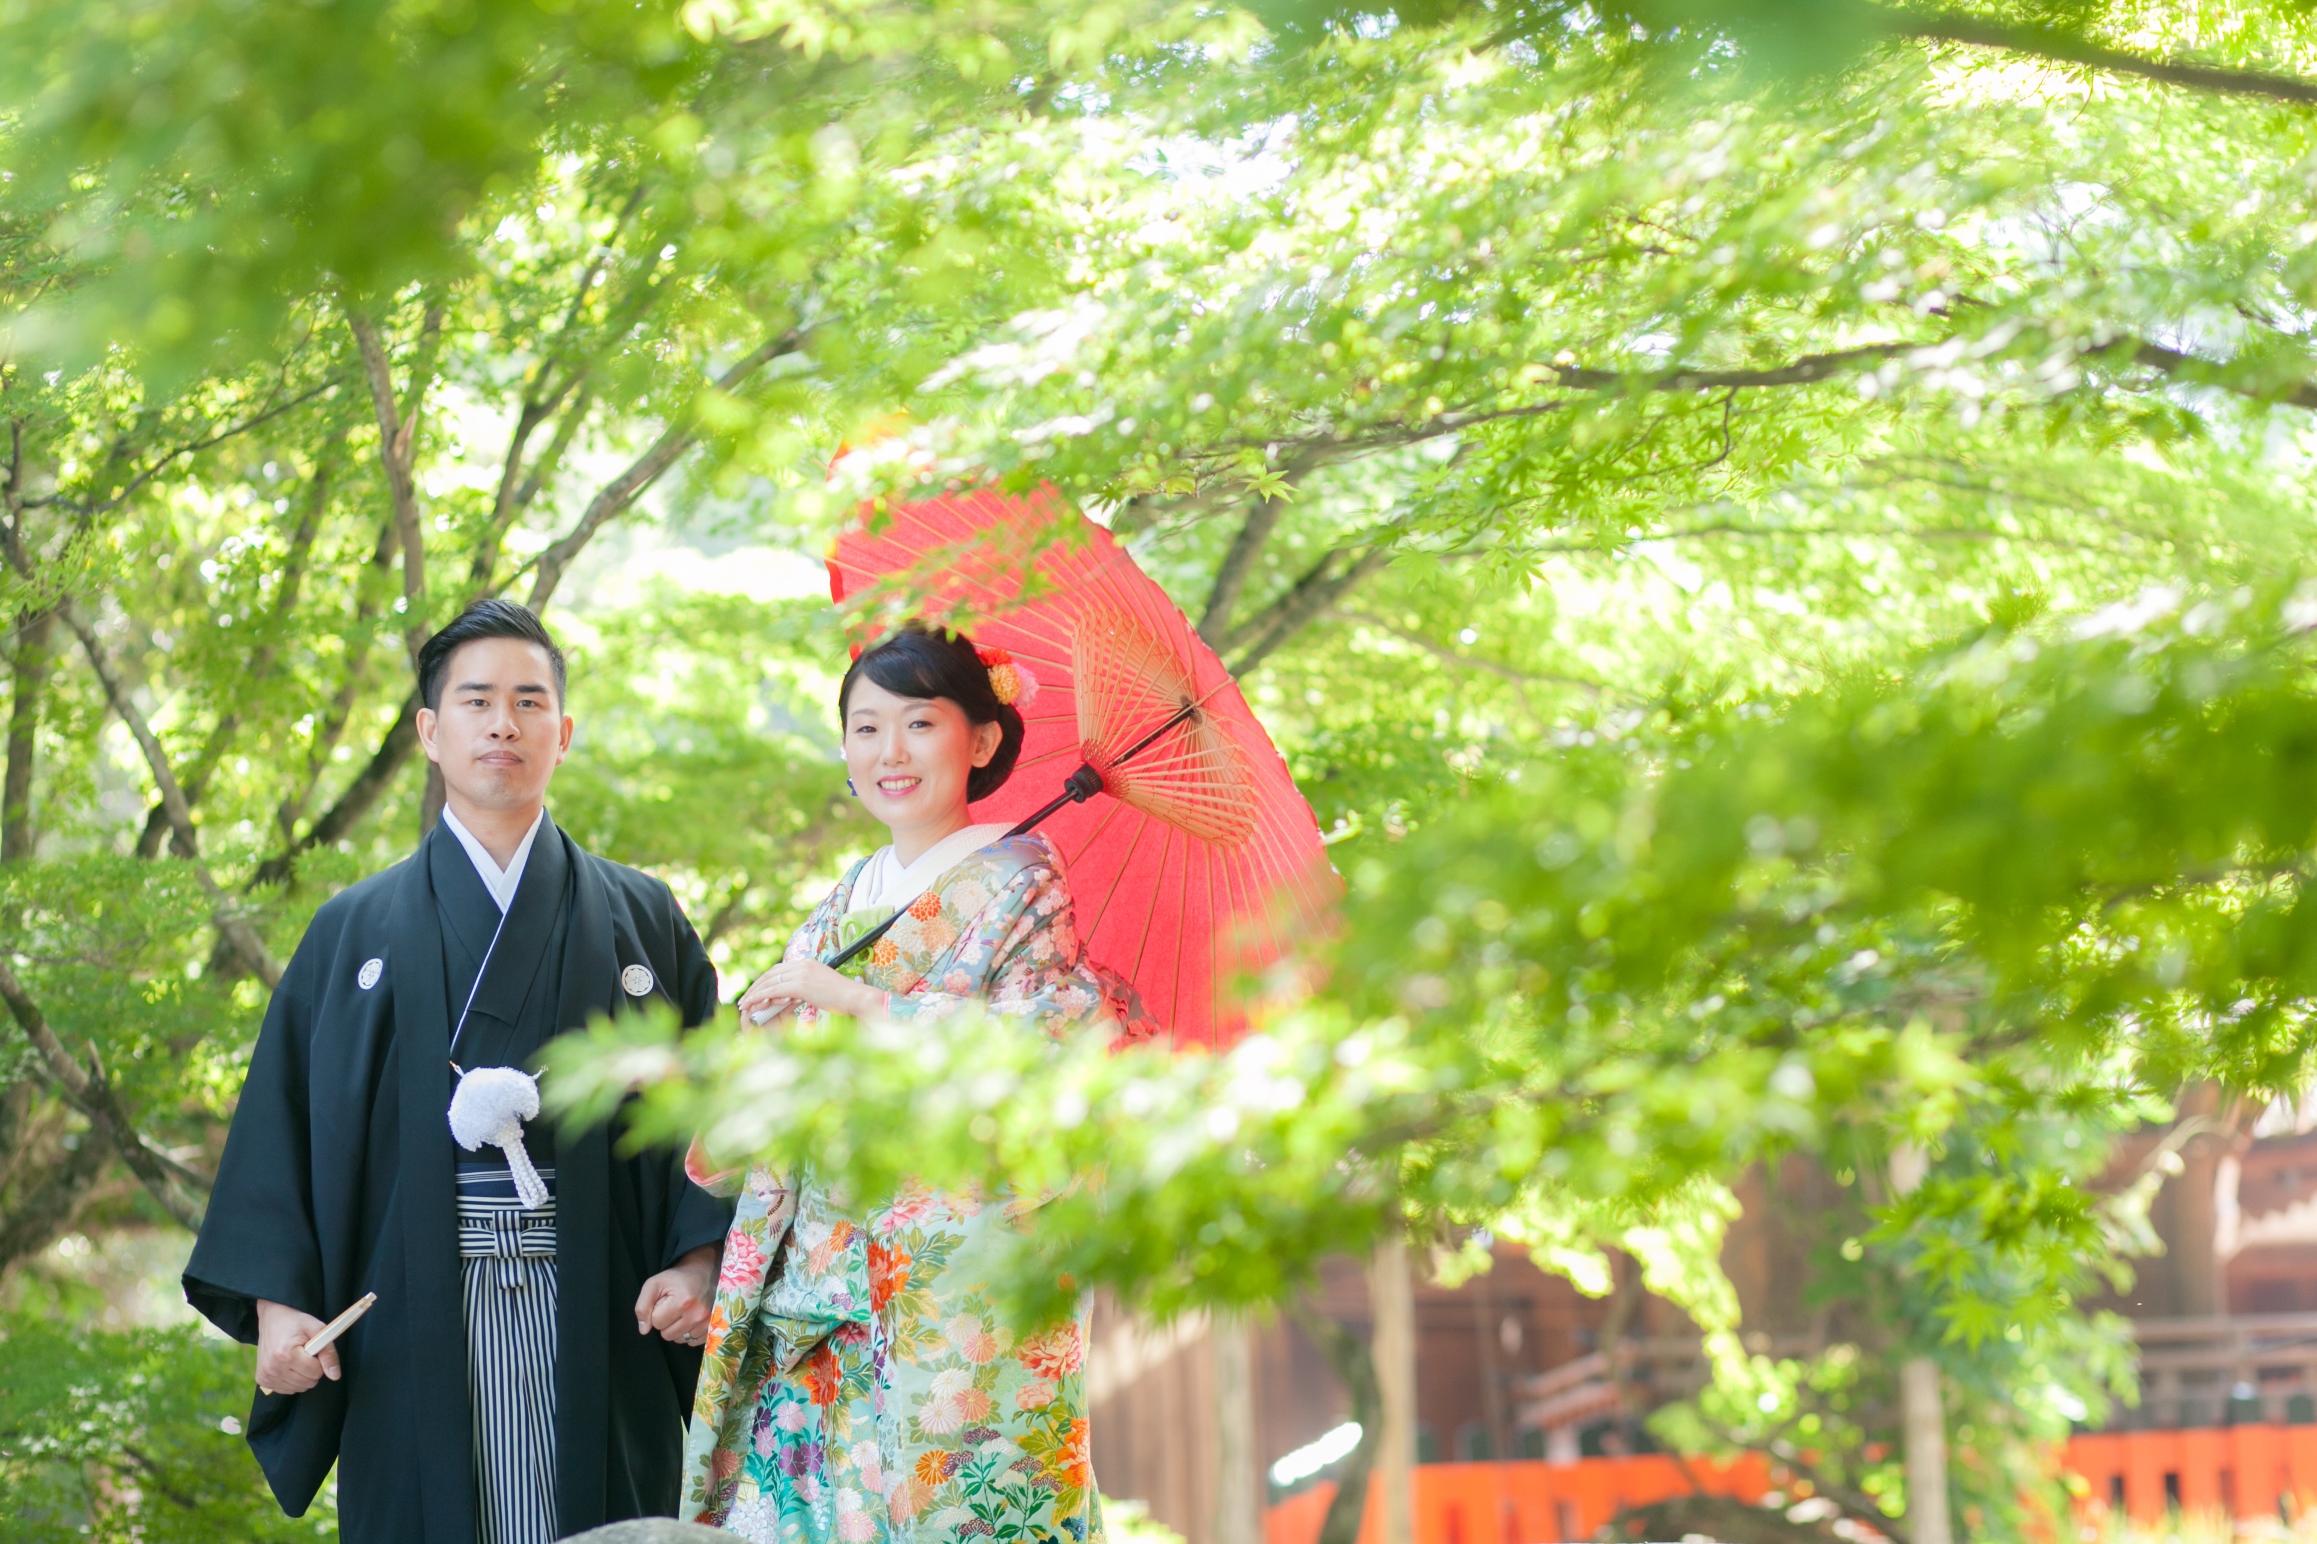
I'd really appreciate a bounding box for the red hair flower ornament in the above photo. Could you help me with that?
[976,645,1039,708]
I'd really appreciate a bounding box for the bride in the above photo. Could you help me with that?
[681,622,1151,1544]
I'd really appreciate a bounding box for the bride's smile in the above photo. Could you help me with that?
[842,676,1003,865]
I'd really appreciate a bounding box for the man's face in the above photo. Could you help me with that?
[415,637,572,813]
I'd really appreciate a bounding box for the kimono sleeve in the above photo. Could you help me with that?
[752,1179,870,1374]
[182,939,326,1342]
[678,1165,798,1512]
[671,889,720,1032]
[881,862,1122,1041]
[683,879,849,1196]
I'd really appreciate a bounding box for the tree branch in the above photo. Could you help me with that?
[1541,343,1914,396]
[700,878,756,951]
[1213,324,2317,528]
[1230,547,1396,675]
[0,956,205,1230]
[509,385,594,515]
[1486,1,2317,108]
[252,691,418,889]
[257,325,804,886]
[112,1445,202,1511]
[273,513,397,848]
[3,605,56,861]
[1337,608,1609,695]
[0,1124,110,1275]
[55,602,195,850]
[135,443,338,859]
[1199,495,1289,649]
[520,328,803,611]
[2127,337,2317,411]
[474,383,594,592]
[1210,540,1341,658]
[51,598,282,986]
[1895,9,2317,107]
[0,1076,27,1194]
[80,376,342,522]
[1219,343,1913,487]
[478,186,646,562]
[400,305,446,433]
[350,308,441,666]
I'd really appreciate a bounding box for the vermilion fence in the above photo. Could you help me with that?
[1261,1430,2317,1544]
[2069,1426,2317,1525]
[1261,1455,1774,1544]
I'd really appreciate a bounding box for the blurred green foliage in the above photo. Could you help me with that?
[12,0,2317,1536]
[0,1309,334,1542]
[550,586,2317,1538]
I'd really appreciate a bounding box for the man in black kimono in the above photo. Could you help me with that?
[185,599,734,1544]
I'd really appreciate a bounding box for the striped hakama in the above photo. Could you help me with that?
[458,1164,559,1544]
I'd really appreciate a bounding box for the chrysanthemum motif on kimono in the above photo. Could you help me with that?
[682,833,1153,1544]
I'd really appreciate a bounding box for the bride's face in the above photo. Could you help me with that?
[843,676,1002,835]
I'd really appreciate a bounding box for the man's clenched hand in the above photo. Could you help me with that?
[634,1242,720,1346]
[255,1299,341,1394]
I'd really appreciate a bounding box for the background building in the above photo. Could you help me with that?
[1091,1102,2317,1544]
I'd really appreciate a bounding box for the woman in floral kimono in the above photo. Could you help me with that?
[684,624,1153,1544]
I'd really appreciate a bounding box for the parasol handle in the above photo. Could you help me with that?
[818,699,1201,975]
[1000,763,1108,842]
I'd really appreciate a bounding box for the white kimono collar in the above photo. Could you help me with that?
[852,822,1013,913]
[439,806,546,915]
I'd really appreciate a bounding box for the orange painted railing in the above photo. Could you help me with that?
[2068,1427,2317,1525]
[1262,1455,1773,1544]
[1261,1430,2317,1544]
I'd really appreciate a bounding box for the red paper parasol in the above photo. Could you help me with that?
[827,487,1336,1048]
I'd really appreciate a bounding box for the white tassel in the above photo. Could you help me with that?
[448,1066,550,1210]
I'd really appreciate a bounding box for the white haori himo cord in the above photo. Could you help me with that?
[445,906,551,1211]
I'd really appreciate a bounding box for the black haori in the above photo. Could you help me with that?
[184,812,732,1544]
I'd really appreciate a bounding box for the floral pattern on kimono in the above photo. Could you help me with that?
[683,833,1153,1544]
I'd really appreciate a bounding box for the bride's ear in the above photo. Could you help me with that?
[970,718,1003,768]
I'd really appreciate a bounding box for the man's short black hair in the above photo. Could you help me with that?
[417,600,568,711]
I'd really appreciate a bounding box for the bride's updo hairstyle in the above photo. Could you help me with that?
[839,624,1025,801]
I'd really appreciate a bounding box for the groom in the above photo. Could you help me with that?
[186,599,733,1544]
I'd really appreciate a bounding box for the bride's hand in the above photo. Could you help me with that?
[737,959,885,1022]
[735,965,803,1025]
[734,964,791,1024]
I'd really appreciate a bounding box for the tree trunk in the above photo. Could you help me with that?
[0,1129,109,1275]
[1371,1237,1416,1544]
[0,1079,32,1204]
[1899,1358,1951,1544]
[2168,1082,2246,1317]
[421,758,447,837]
[1469,1255,1508,1460]
[1891,1145,1947,1544]
[1286,1301,1382,1544]
[1211,1315,1261,1544]
[1599,1251,1640,1428]
[4,605,56,861]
